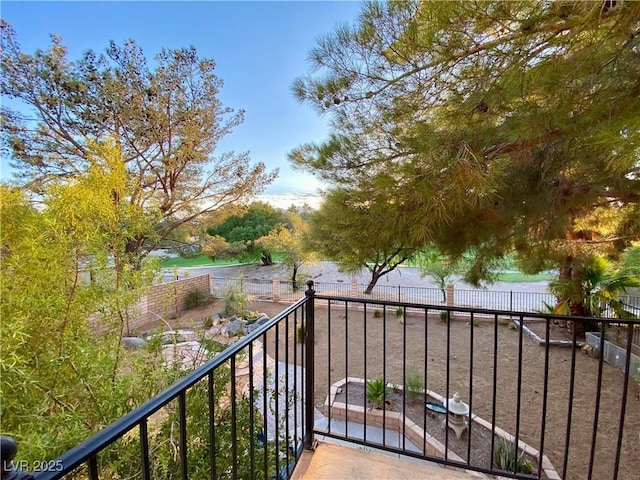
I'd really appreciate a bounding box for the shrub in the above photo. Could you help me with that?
[493,438,531,473]
[222,279,252,317]
[366,377,389,409]
[177,243,201,259]
[373,309,383,318]
[405,371,424,401]
[184,288,213,309]
[395,307,403,317]
[440,310,448,322]
[296,322,307,343]
[203,316,213,328]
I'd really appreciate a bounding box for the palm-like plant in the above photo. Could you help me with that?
[548,256,639,337]
[366,378,390,409]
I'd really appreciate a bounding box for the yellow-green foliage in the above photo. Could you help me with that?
[0,142,163,462]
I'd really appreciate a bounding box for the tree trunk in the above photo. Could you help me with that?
[557,258,593,339]
[261,251,273,266]
[364,270,382,294]
[291,264,299,292]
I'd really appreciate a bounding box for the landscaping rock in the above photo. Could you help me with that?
[245,323,261,334]
[205,326,222,337]
[159,329,197,343]
[121,337,146,349]
[161,341,207,370]
[221,319,243,337]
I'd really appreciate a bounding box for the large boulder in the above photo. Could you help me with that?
[221,319,244,337]
[204,326,222,338]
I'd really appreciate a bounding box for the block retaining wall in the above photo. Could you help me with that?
[127,275,211,331]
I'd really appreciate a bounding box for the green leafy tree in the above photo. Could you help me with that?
[417,250,469,302]
[291,1,640,316]
[308,188,421,294]
[0,142,164,461]
[1,145,277,476]
[207,202,287,265]
[256,212,316,290]
[0,21,276,263]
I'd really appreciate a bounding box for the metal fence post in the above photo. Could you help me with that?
[304,280,316,450]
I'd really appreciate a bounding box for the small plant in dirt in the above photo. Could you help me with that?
[440,310,449,322]
[493,438,532,474]
[185,288,213,309]
[222,279,253,318]
[373,309,383,318]
[296,322,307,343]
[395,307,403,317]
[366,377,390,409]
[405,371,424,401]
[203,315,213,328]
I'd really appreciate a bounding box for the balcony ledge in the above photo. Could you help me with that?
[292,441,485,480]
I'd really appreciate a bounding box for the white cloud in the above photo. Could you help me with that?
[257,192,324,210]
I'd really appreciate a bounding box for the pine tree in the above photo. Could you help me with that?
[291,0,640,318]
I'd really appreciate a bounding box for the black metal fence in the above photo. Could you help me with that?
[208,275,640,320]
[8,283,639,479]
[310,291,639,480]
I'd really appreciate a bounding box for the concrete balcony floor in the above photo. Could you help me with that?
[292,441,482,480]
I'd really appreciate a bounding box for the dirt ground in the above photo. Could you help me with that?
[140,298,640,480]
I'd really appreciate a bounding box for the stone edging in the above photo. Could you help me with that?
[513,319,585,349]
[323,377,560,480]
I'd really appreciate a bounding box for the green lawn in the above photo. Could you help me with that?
[160,255,242,268]
[161,255,554,282]
[494,272,554,283]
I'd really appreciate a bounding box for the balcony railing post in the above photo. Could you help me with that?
[304,280,316,450]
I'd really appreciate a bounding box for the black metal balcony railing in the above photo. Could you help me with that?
[6,282,639,480]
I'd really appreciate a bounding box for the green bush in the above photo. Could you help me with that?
[493,438,532,474]
[405,371,424,401]
[222,279,252,317]
[439,310,448,322]
[395,307,403,317]
[366,378,390,409]
[373,309,383,318]
[296,322,307,343]
[184,288,213,310]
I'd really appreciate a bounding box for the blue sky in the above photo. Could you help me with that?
[1,1,363,205]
